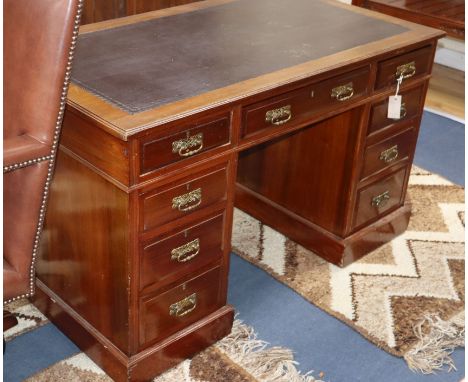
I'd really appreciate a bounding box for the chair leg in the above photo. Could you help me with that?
[3,310,18,332]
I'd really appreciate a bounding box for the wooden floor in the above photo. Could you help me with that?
[426,64,465,120]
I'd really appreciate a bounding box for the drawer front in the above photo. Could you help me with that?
[140,114,230,174]
[140,214,224,291]
[140,166,227,232]
[139,266,223,348]
[368,86,424,135]
[375,46,433,89]
[361,127,417,180]
[353,167,407,229]
[242,66,370,137]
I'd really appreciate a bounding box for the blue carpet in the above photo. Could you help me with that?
[3,324,79,382]
[226,110,466,382]
[414,111,465,186]
[228,255,465,382]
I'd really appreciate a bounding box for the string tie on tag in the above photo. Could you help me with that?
[395,74,403,96]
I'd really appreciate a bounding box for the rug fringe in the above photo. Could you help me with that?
[216,319,322,382]
[404,314,465,374]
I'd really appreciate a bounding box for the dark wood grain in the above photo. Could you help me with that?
[375,45,433,89]
[37,149,131,353]
[129,0,203,15]
[242,66,370,137]
[140,115,230,174]
[140,164,227,233]
[360,126,417,180]
[235,182,412,266]
[238,107,363,236]
[140,213,224,292]
[353,0,463,39]
[353,165,408,230]
[33,280,234,382]
[31,1,443,379]
[368,85,425,135]
[81,0,201,24]
[60,108,131,187]
[139,265,224,349]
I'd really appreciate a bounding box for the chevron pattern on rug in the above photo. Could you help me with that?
[232,166,465,373]
[4,299,322,382]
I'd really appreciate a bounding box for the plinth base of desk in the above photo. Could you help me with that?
[32,280,234,382]
[235,183,411,267]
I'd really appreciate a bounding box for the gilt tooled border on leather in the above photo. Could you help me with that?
[3,0,85,305]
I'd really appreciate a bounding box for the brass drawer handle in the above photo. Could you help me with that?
[172,188,202,212]
[265,105,292,126]
[169,293,197,317]
[331,82,354,101]
[371,191,390,208]
[379,145,399,164]
[396,62,416,80]
[171,238,200,263]
[400,102,407,118]
[172,132,204,157]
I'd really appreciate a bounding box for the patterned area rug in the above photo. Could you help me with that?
[4,299,321,382]
[232,166,465,374]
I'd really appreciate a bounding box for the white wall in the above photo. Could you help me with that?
[335,0,464,71]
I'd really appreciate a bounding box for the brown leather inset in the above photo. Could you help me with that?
[71,0,407,113]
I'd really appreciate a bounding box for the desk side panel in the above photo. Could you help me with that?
[37,149,131,353]
[60,107,131,186]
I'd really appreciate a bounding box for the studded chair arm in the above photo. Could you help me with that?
[3,134,51,172]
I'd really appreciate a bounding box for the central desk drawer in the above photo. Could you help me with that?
[140,114,231,175]
[139,266,223,349]
[140,166,227,232]
[140,214,224,291]
[242,66,370,137]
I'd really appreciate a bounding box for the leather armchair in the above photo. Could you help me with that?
[3,0,84,305]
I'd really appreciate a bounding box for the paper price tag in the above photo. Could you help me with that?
[387,95,402,119]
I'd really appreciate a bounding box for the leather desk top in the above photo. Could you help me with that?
[71,0,406,114]
[67,0,444,139]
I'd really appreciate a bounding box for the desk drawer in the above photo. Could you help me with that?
[242,67,370,137]
[368,86,424,135]
[140,114,230,174]
[375,46,433,89]
[353,167,407,230]
[140,214,224,291]
[139,266,223,348]
[140,166,227,232]
[361,127,417,180]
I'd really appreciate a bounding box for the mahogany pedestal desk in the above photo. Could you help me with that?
[32,1,444,380]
